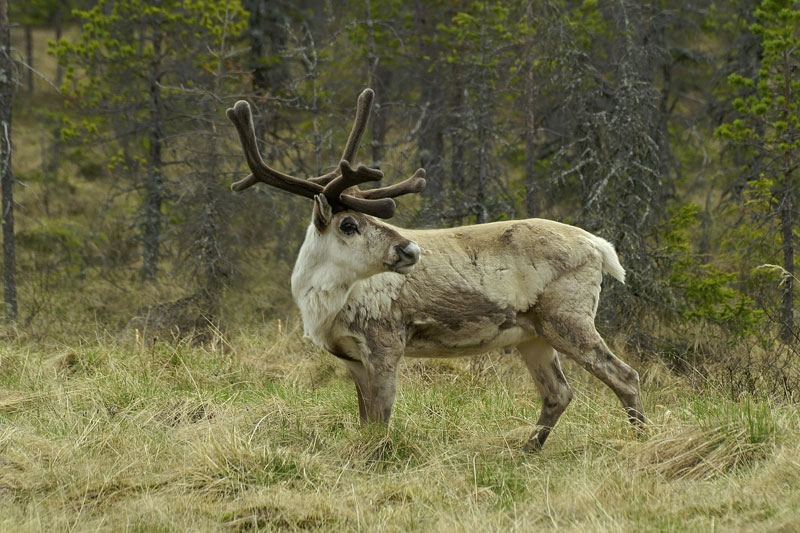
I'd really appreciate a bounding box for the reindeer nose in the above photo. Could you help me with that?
[396,242,420,265]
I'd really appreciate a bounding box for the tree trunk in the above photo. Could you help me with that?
[523,60,537,218]
[475,79,490,224]
[419,84,444,221]
[780,171,795,343]
[246,0,269,142]
[368,65,390,164]
[414,1,445,223]
[244,0,288,144]
[450,73,465,193]
[523,5,537,218]
[778,50,796,344]
[474,21,491,225]
[476,126,489,223]
[24,25,33,94]
[0,0,17,321]
[54,6,63,87]
[364,0,388,165]
[142,30,164,282]
[201,183,224,321]
[196,144,223,322]
[197,66,226,321]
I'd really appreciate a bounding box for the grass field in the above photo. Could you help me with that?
[1,322,798,532]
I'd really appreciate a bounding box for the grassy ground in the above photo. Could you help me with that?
[1,323,798,532]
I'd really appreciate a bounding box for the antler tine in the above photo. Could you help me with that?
[307,89,374,186]
[306,170,339,186]
[359,168,427,200]
[341,88,374,164]
[339,195,396,219]
[323,160,383,200]
[227,100,323,197]
[322,160,397,218]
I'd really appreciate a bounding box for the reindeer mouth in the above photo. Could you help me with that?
[390,242,421,274]
[394,263,416,274]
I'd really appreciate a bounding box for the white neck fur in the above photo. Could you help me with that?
[290,224,358,347]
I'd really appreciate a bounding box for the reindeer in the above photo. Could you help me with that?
[226,89,645,451]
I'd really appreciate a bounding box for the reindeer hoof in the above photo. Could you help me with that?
[524,429,549,453]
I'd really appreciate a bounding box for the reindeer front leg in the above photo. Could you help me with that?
[342,350,402,425]
[342,336,403,425]
[343,360,369,424]
[365,355,401,423]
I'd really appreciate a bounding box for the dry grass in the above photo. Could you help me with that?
[1,326,798,532]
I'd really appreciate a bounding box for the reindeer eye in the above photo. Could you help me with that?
[339,217,359,235]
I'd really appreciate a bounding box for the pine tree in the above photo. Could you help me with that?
[436,1,523,224]
[53,0,241,283]
[716,0,800,342]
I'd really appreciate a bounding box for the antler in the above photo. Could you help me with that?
[360,168,427,199]
[227,89,426,219]
[307,87,375,187]
[226,100,322,197]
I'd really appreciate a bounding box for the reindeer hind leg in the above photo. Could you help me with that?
[540,313,645,427]
[517,339,573,452]
[535,267,645,428]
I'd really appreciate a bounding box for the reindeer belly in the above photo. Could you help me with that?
[403,306,535,358]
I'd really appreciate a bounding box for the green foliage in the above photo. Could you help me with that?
[45,0,248,284]
[659,203,761,332]
[721,183,782,271]
[50,0,247,140]
[715,0,800,168]
[9,0,69,27]
[17,222,86,276]
[427,1,530,222]
[569,0,609,52]
[346,0,410,65]
[436,2,524,75]
[712,0,800,343]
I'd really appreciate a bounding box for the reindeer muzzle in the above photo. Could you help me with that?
[393,242,421,274]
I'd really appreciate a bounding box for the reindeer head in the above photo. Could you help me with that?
[226,89,425,280]
[308,194,421,278]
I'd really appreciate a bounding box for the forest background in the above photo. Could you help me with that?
[6,0,799,394]
[1,0,800,530]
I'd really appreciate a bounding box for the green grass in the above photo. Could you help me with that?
[1,324,799,532]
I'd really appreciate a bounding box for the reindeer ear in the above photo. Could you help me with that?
[313,194,333,231]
